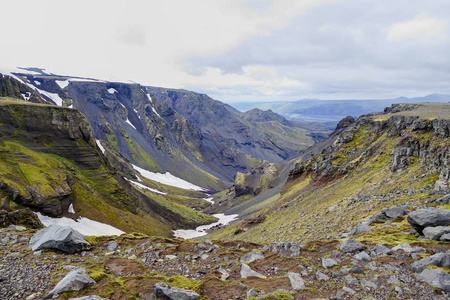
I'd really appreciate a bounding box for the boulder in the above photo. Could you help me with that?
[373,206,407,222]
[262,242,301,257]
[153,283,199,300]
[392,243,424,254]
[29,225,91,254]
[440,233,450,241]
[423,226,450,240]
[411,253,450,272]
[315,271,330,282]
[339,239,366,253]
[247,288,258,298]
[407,208,450,234]
[416,269,450,292]
[46,268,95,299]
[435,194,450,206]
[354,251,371,261]
[106,240,119,251]
[240,252,264,263]
[287,272,305,290]
[240,263,266,279]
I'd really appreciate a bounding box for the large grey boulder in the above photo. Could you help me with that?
[349,221,372,236]
[240,263,266,279]
[339,239,366,253]
[411,253,450,272]
[417,269,450,292]
[29,225,91,254]
[407,208,450,234]
[373,206,407,222]
[262,242,301,257]
[287,272,305,290]
[153,283,199,300]
[240,252,264,263]
[46,268,95,299]
[322,257,339,268]
[422,226,450,240]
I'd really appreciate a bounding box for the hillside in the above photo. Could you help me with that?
[207,103,450,244]
[0,97,215,236]
[0,70,320,191]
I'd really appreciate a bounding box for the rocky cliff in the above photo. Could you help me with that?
[208,103,450,244]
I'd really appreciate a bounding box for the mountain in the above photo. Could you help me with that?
[207,102,450,244]
[1,69,321,192]
[231,94,450,123]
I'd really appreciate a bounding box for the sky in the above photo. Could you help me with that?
[1,0,449,102]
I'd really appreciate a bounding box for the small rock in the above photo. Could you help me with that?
[345,275,358,285]
[47,268,95,298]
[165,255,177,260]
[128,254,137,260]
[322,258,338,268]
[247,288,258,297]
[218,267,230,280]
[315,271,330,282]
[240,252,264,263]
[354,251,371,261]
[416,269,450,292]
[342,286,356,295]
[374,244,393,256]
[287,272,305,290]
[360,279,377,289]
[153,282,199,300]
[106,241,119,251]
[262,242,301,257]
[339,239,366,253]
[349,221,372,236]
[200,254,209,260]
[241,264,266,279]
[392,243,424,254]
[411,253,450,272]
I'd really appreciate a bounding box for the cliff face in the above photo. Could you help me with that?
[208,103,450,244]
[0,99,214,235]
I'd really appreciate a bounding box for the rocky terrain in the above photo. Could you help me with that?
[1,202,450,300]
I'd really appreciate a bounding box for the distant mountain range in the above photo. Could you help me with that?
[230,94,450,122]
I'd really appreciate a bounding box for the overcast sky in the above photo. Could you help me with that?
[1,0,449,102]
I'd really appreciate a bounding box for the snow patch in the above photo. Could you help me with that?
[126,178,167,195]
[173,213,238,239]
[108,88,118,94]
[152,106,161,118]
[68,77,106,83]
[146,93,152,103]
[96,140,106,154]
[132,164,206,191]
[36,212,124,236]
[55,80,69,89]
[68,204,75,214]
[203,197,214,204]
[21,92,31,101]
[34,81,41,85]
[126,119,136,130]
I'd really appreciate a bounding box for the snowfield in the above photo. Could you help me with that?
[36,212,124,236]
[173,213,238,239]
[126,178,167,195]
[132,164,206,191]
[126,118,136,130]
[108,88,118,94]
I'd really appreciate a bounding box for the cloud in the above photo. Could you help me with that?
[387,15,447,41]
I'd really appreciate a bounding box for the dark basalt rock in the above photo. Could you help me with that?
[407,208,450,235]
[29,225,91,254]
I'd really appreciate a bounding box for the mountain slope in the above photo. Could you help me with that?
[207,103,450,244]
[2,69,319,191]
[0,96,215,236]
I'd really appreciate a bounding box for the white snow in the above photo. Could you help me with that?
[68,204,75,214]
[36,212,124,236]
[126,119,136,130]
[132,164,206,191]
[68,77,106,83]
[173,213,238,239]
[24,81,64,106]
[34,81,41,85]
[151,106,161,118]
[108,88,118,94]
[21,92,31,101]
[126,178,167,195]
[146,93,153,103]
[55,80,69,89]
[96,139,106,154]
[203,197,214,204]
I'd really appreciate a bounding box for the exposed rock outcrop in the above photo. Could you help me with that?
[29,225,91,254]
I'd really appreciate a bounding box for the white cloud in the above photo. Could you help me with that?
[387,15,447,41]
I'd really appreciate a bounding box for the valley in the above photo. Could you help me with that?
[0,69,450,300]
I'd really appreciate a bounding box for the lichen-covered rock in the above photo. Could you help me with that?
[29,225,91,254]
[422,226,450,240]
[416,269,450,292]
[339,239,366,253]
[240,263,266,279]
[287,272,305,290]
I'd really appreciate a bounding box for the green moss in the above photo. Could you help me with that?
[166,275,202,293]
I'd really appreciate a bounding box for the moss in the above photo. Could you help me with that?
[166,275,202,293]
[259,290,294,300]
